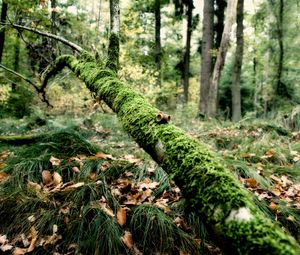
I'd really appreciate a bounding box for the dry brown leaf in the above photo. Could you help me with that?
[0,172,9,183]
[117,207,127,226]
[72,166,80,173]
[272,188,281,196]
[20,233,30,247]
[270,175,282,184]
[27,181,42,191]
[244,178,258,188]
[0,162,7,169]
[13,247,27,255]
[53,172,62,186]
[100,161,111,171]
[42,170,52,185]
[139,181,159,190]
[61,182,85,192]
[98,201,115,217]
[180,250,191,255]
[27,226,38,253]
[121,231,133,249]
[241,153,256,158]
[269,202,278,211]
[0,235,8,244]
[95,152,114,160]
[50,156,61,166]
[0,243,13,252]
[89,171,97,180]
[123,154,141,164]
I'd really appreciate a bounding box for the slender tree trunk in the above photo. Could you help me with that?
[97,0,102,29]
[214,0,227,50]
[11,33,20,92]
[50,0,58,54]
[208,0,237,117]
[154,0,161,87]
[182,1,193,103]
[199,0,214,115]
[231,0,244,122]
[276,0,284,96]
[0,0,8,63]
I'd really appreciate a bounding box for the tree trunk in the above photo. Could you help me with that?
[199,0,214,116]
[276,0,284,96]
[208,0,238,117]
[50,0,58,55]
[231,0,244,122]
[154,0,161,87]
[182,1,193,103]
[214,0,227,50]
[0,0,8,63]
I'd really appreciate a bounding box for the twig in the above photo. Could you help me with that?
[0,64,52,107]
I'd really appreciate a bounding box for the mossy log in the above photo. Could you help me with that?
[40,38,300,255]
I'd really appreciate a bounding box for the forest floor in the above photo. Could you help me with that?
[0,109,300,255]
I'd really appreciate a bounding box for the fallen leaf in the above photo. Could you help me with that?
[27,226,38,252]
[27,181,42,191]
[28,215,36,222]
[241,153,256,158]
[0,244,13,252]
[271,188,281,196]
[123,154,140,164]
[245,178,258,188]
[95,152,114,160]
[61,182,85,192]
[269,202,278,211]
[180,250,190,255]
[13,248,27,255]
[53,172,62,186]
[0,235,8,244]
[117,207,127,226]
[72,166,80,173]
[97,199,115,217]
[50,156,61,166]
[42,170,52,185]
[121,231,133,249]
[0,172,9,183]
[89,171,97,180]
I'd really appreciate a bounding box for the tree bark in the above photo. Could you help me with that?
[208,0,238,117]
[231,0,244,122]
[154,0,161,87]
[214,0,227,50]
[276,0,284,96]
[50,0,58,55]
[182,1,193,103]
[199,0,214,115]
[0,0,8,63]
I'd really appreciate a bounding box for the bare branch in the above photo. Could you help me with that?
[0,64,52,107]
[4,23,83,52]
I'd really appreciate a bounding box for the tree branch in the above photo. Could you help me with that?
[4,23,84,52]
[0,64,52,107]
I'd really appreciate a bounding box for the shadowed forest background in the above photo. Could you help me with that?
[0,0,300,254]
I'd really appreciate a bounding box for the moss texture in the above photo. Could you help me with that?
[40,35,300,255]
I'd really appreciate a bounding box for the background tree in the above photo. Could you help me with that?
[231,0,244,122]
[0,0,8,63]
[199,0,214,116]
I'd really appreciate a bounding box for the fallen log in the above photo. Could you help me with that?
[40,50,300,254]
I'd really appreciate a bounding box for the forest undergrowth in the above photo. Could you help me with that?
[0,110,299,255]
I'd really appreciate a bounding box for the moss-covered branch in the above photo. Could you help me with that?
[40,47,300,254]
